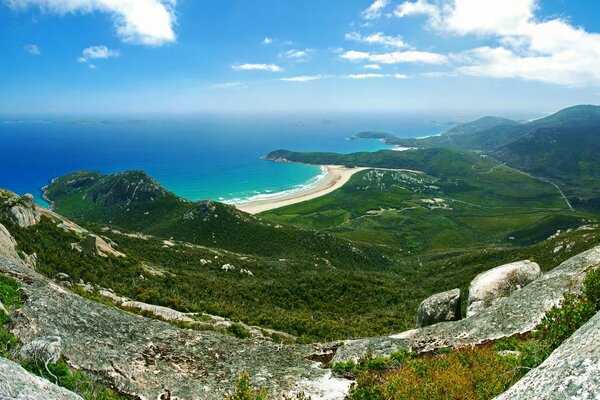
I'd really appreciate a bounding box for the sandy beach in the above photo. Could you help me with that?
[235,165,367,214]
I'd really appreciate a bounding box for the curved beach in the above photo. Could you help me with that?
[235,165,367,214]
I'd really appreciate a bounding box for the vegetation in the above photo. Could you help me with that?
[341,266,600,400]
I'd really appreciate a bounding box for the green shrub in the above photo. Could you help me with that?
[228,323,251,339]
[583,267,600,310]
[227,371,269,400]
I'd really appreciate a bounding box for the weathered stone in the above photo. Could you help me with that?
[78,234,125,258]
[121,301,195,322]
[20,336,62,365]
[495,310,600,399]
[416,288,461,328]
[0,356,82,400]
[0,223,20,263]
[467,260,541,317]
[1,193,40,228]
[55,272,70,281]
[0,255,348,399]
[334,246,600,361]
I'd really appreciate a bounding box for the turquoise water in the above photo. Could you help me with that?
[0,115,449,205]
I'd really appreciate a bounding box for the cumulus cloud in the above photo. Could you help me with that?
[77,45,119,63]
[24,44,41,55]
[395,0,600,86]
[262,37,273,45]
[345,32,409,48]
[232,63,283,72]
[364,64,382,70]
[361,0,389,20]
[340,49,447,64]
[6,0,177,46]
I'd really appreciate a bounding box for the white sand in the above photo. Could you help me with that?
[235,165,367,214]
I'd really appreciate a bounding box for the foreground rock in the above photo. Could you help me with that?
[0,223,21,263]
[334,247,600,361]
[495,310,600,399]
[0,255,349,399]
[467,260,541,317]
[0,356,82,400]
[416,288,461,328]
[0,191,40,228]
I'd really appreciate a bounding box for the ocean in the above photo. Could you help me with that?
[0,115,449,206]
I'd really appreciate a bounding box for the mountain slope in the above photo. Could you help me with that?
[44,170,388,265]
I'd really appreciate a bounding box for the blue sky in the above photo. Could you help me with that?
[1,0,600,116]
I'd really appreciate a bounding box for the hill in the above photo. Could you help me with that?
[44,170,386,264]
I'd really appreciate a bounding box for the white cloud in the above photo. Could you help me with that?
[281,75,328,82]
[88,63,97,69]
[361,0,389,20]
[24,44,41,55]
[77,45,119,63]
[232,63,283,72]
[279,73,408,82]
[364,64,381,70]
[340,49,447,64]
[345,32,409,48]
[263,37,273,45]
[395,0,600,86]
[345,73,386,79]
[6,0,177,46]
[211,82,245,89]
[282,49,310,59]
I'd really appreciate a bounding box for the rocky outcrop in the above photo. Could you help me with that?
[74,234,125,258]
[416,288,461,328]
[0,255,348,399]
[467,260,541,317]
[0,191,40,228]
[334,246,600,361]
[120,301,196,323]
[0,223,20,263]
[495,310,600,399]
[0,356,82,400]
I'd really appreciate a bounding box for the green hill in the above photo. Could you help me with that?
[44,170,387,266]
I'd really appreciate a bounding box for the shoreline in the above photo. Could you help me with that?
[235,165,367,214]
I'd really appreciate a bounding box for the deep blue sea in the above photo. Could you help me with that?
[0,115,449,206]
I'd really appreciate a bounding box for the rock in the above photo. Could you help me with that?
[23,252,37,269]
[0,223,20,263]
[20,336,62,365]
[334,246,600,361]
[78,234,125,258]
[0,192,40,228]
[0,255,347,399]
[467,260,541,317]
[98,289,128,305]
[0,356,82,400]
[416,288,461,328]
[495,310,600,399]
[222,263,235,271]
[55,272,70,281]
[120,301,195,322]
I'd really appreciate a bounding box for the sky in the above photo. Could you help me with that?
[1,0,600,116]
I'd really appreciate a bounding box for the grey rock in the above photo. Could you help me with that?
[55,272,70,281]
[416,288,461,328]
[334,245,600,361]
[467,260,541,317]
[0,356,82,400]
[495,310,600,400]
[0,193,40,228]
[0,255,350,399]
[0,223,20,263]
[78,235,125,258]
[20,336,62,365]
